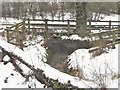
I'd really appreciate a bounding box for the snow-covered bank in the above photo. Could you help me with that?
[67,43,118,88]
[0,40,97,88]
[0,39,119,88]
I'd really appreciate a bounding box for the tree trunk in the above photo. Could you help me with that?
[76,2,87,37]
[118,2,120,32]
[118,2,120,15]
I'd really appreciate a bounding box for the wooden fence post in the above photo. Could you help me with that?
[19,20,26,49]
[45,19,49,37]
[15,24,19,43]
[67,19,70,36]
[28,18,30,32]
[44,19,49,47]
[89,20,91,33]
[109,20,111,31]
[111,31,116,49]
[22,20,26,40]
[109,20,111,30]
[6,27,10,43]
[108,20,111,36]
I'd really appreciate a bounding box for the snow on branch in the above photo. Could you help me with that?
[0,40,95,88]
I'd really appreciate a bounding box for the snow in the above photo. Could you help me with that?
[0,63,44,89]
[0,18,22,24]
[0,14,119,88]
[0,28,4,32]
[0,39,99,88]
[0,39,119,88]
[67,44,118,88]
[24,35,44,46]
[3,55,10,62]
[101,14,119,21]
[68,45,118,74]
[0,63,27,88]
[0,17,22,29]
[0,40,46,69]
[61,34,89,41]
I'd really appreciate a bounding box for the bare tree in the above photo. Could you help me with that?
[76,2,88,37]
[49,2,58,20]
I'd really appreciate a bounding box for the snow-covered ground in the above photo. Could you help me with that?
[0,17,22,29]
[67,44,118,88]
[0,39,119,89]
[0,14,119,89]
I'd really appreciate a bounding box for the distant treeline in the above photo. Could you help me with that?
[1,2,118,20]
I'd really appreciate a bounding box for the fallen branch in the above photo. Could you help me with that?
[0,40,91,89]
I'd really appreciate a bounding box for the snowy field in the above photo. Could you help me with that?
[0,14,119,89]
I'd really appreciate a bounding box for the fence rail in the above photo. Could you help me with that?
[3,19,120,32]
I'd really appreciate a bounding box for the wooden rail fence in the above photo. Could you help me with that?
[5,20,27,49]
[88,29,119,57]
[25,19,120,34]
[4,18,120,49]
